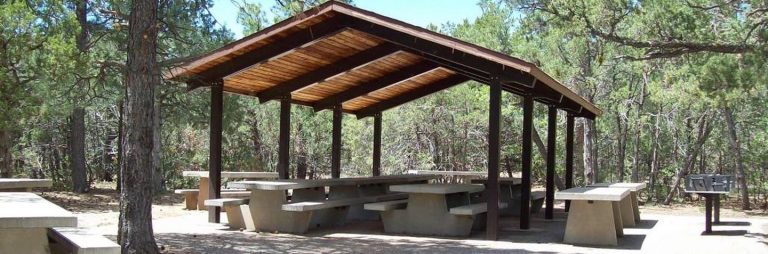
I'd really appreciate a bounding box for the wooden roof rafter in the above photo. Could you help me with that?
[312,62,439,111]
[355,75,470,118]
[256,43,400,103]
[165,1,601,119]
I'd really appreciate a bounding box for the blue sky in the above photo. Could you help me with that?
[209,0,483,38]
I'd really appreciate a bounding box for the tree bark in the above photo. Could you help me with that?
[721,107,750,210]
[664,112,712,205]
[630,78,646,183]
[118,0,160,252]
[615,114,627,182]
[295,121,306,179]
[532,126,565,190]
[70,107,89,193]
[0,129,11,178]
[582,118,597,184]
[648,109,661,202]
[116,100,124,191]
[152,101,164,193]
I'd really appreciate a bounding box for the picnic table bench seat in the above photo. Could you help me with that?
[204,198,253,231]
[530,191,545,214]
[174,189,199,210]
[449,202,508,216]
[47,227,120,254]
[363,200,408,211]
[175,189,250,210]
[282,193,407,212]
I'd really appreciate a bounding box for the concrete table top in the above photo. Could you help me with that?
[407,170,487,176]
[0,179,52,189]
[471,177,522,185]
[182,171,278,179]
[0,192,77,229]
[229,175,435,191]
[555,187,629,201]
[389,184,484,194]
[588,182,647,191]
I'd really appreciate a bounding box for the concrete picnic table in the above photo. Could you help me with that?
[587,182,646,226]
[555,187,630,246]
[182,171,278,210]
[381,183,487,236]
[228,175,435,233]
[407,170,486,183]
[0,178,52,192]
[0,192,77,254]
[472,178,530,216]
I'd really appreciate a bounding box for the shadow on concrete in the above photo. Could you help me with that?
[701,230,749,236]
[152,232,562,254]
[570,234,646,250]
[631,219,658,229]
[714,221,751,226]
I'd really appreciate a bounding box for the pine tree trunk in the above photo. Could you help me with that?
[721,107,750,210]
[615,114,627,182]
[70,107,89,193]
[648,109,661,202]
[664,113,712,205]
[532,126,565,190]
[152,102,164,193]
[295,122,306,179]
[118,0,160,252]
[582,118,597,184]
[117,100,124,191]
[0,129,11,178]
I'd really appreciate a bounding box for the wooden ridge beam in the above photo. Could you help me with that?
[312,62,438,111]
[355,75,468,118]
[257,43,400,103]
[184,15,351,87]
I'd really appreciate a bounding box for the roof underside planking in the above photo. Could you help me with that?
[164,1,602,119]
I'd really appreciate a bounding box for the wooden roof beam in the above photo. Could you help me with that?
[256,44,400,103]
[345,21,536,89]
[312,62,439,111]
[183,15,352,88]
[355,75,469,118]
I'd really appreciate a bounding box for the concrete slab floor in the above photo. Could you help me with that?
[83,207,767,254]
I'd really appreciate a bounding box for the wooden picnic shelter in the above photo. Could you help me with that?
[165,1,602,240]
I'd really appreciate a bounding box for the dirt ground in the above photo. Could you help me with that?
[35,187,768,253]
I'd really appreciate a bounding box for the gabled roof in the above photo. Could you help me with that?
[165,1,601,119]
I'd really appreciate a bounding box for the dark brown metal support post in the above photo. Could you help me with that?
[331,105,342,178]
[714,194,721,224]
[565,114,575,212]
[520,94,533,230]
[372,113,382,176]
[705,194,713,233]
[208,81,223,223]
[278,97,291,179]
[486,77,501,240]
[545,106,557,219]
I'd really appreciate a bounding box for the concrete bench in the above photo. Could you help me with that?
[204,198,253,231]
[276,193,407,233]
[47,227,120,254]
[555,187,630,246]
[174,189,199,210]
[283,193,407,212]
[449,202,508,216]
[175,189,251,210]
[530,191,545,214]
[363,199,408,211]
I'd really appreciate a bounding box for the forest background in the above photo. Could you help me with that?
[1,0,766,210]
